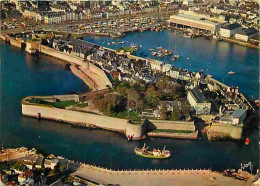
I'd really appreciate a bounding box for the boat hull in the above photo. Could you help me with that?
[134,149,170,159]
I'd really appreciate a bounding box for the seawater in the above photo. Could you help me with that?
[85,30,259,98]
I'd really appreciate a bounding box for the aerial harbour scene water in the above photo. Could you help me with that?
[0,0,259,185]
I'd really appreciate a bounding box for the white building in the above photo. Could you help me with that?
[220,109,247,125]
[169,13,222,34]
[187,87,211,115]
[219,23,242,38]
[235,28,258,42]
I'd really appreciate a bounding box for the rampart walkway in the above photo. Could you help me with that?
[71,163,254,186]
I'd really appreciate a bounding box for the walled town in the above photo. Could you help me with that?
[0,0,259,185]
[0,0,258,141]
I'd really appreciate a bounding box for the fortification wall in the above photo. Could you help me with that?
[40,45,84,66]
[149,120,195,131]
[147,131,198,139]
[9,38,23,49]
[206,123,243,140]
[125,122,146,139]
[70,65,97,90]
[34,94,79,102]
[22,103,145,138]
[88,63,112,88]
[26,41,41,54]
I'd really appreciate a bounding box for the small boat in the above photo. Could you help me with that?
[158,53,164,58]
[228,71,235,75]
[108,43,111,45]
[140,45,142,48]
[171,55,180,61]
[149,48,154,51]
[163,49,172,56]
[151,51,157,56]
[182,33,192,38]
[134,144,171,159]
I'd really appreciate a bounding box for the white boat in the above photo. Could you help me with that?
[151,51,157,56]
[228,71,235,75]
[149,48,154,51]
[158,53,164,58]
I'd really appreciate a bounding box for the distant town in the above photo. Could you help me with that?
[0,0,259,186]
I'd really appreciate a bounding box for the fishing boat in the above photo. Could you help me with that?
[131,43,139,50]
[134,144,171,159]
[228,71,235,75]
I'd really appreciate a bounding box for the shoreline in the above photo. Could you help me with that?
[0,146,256,186]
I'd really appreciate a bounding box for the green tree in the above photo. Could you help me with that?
[170,108,181,121]
[145,86,159,108]
[160,103,167,120]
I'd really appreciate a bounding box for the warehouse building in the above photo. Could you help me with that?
[169,13,222,34]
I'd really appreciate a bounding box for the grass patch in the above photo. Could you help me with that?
[117,47,136,54]
[27,98,76,109]
[110,110,141,122]
[75,103,88,108]
[152,129,194,134]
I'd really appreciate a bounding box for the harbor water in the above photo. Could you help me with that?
[86,30,259,98]
[0,30,259,172]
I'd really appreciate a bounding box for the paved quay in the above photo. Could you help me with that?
[71,164,255,186]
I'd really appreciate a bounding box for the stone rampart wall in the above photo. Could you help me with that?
[148,120,195,131]
[22,103,128,132]
[22,103,147,138]
[40,45,84,66]
[206,123,243,140]
[88,63,112,88]
[9,38,23,48]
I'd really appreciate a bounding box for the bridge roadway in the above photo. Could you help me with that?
[70,163,254,186]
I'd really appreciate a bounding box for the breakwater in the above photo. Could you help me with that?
[71,163,254,186]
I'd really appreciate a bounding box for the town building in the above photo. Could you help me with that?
[235,27,258,42]
[220,109,247,125]
[187,87,211,115]
[219,23,242,38]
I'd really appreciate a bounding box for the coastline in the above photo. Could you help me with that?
[0,146,256,186]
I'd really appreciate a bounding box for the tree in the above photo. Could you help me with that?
[126,89,143,111]
[160,103,167,120]
[144,86,160,108]
[93,93,127,115]
[170,108,181,121]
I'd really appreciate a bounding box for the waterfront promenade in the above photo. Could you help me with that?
[71,164,255,186]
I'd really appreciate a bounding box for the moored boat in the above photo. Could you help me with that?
[228,71,235,75]
[151,51,157,56]
[134,144,171,159]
